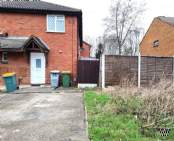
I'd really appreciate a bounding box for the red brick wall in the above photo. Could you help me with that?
[80,42,90,57]
[0,53,30,85]
[140,18,174,57]
[0,13,79,85]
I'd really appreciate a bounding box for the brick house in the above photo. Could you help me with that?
[0,1,83,85]
[140,16,174,57]
[80,41,91,57]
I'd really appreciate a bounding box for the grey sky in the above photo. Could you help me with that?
[46,0,174,39]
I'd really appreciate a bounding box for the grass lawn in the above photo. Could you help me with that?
[84,91,174,141]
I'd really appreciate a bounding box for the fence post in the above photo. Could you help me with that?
[102,53,105,89]
[138,52,141,88]
[173,56,174,83]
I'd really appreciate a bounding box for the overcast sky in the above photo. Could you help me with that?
[46,0,174,39]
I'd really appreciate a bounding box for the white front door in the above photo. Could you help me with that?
[30,52,46,85]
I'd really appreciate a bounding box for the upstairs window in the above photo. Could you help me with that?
[153,40,159,47]
[47,15,65,33]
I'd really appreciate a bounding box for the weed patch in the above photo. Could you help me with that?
[85,89,174,141]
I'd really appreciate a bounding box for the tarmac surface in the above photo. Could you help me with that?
[0,87,88,141]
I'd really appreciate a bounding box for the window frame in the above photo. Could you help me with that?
[2,52,8,64]
[46,14,65,33]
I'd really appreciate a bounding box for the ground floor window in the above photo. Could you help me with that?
[2,52,8,63]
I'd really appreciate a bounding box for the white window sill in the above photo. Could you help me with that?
[1,60,8,64]
[46,31,65,34]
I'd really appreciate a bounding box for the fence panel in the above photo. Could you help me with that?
[105,55,138,86]
[78,59,100,84]
[105,55,174,86]
[141,57,173,85]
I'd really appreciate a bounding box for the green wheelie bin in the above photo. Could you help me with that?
[2,72,17,93]
[62,71,71,87]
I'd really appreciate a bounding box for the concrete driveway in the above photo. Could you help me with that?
[0,88,88,141]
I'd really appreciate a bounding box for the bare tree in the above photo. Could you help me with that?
[104,0,145,55]
[95,43,104,59]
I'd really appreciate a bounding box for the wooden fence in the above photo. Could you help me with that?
[78,59,100,84]
[104,55,174,86]
[140,56,173,85]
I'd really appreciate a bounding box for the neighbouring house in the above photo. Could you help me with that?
[80,41,91,57]
[0,1,83,86]
[103,36,118,55]
[140,16,174,57]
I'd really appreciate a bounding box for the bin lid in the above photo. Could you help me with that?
[50,70,60,73]
[2,72,16,77]
[62,71,71,74]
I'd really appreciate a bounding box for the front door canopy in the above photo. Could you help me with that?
[0,35,49,53]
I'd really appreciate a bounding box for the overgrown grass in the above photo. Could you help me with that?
[84,91,174,141]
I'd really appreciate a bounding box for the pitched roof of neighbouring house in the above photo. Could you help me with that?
[158,16,174,26]
[0,35,49,52]
[83,41,92,47]
[140,16,174,46]
[0,1,81,13]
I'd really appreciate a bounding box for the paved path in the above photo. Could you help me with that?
[0,89,88,141]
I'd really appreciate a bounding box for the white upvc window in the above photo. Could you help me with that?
[47,15,65,33]
[2,52,8,63]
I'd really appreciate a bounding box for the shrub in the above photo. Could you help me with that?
[104,95,142,115]
[139,80,174,129]
[105,79,174,137]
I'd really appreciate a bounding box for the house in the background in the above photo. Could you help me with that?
[0,1,82,85]
[103,37,118,55]
[80,41,91,57]
[140,16,174,57]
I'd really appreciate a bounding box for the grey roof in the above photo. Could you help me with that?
[158,16,174,26]
[0,1,81,13]
[0,37,29,49]
[0,36,49,52]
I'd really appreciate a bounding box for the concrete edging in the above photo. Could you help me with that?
[83,92,90,141]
